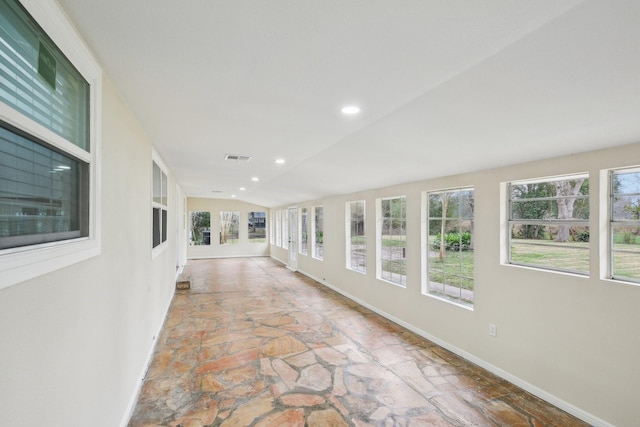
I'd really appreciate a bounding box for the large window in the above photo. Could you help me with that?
[378,196,406,286]
[275,210,282,247]
[220,211,239,244]
[300,208,308,255]
[426,188,474,307]
[248,211,266,243]
[152,161,168,249]
[610,167,640,283]
[0,0,101,288]
[189,211,210,245]
[282,209,289,249]
[312,206,323,260]
[508,174,589,274]
[347,200,366,273]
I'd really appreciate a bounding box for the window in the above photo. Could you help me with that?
[270,213,274,244]
[347,200,366,273]
[189,211,210,245]
[248,211,266,243]
[377,196,406,286]
[426,188,474,307]
[220,211,239,244]
[282,209,289,249]
[508,174,589,274]
[152,161,168,249]
[300,208,308,255]
[275,210,281,247]
[610,167,640,283]
[0,0,101,288]
[312,206,324,260]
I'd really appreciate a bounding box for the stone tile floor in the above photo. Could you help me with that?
[128,257,590,427]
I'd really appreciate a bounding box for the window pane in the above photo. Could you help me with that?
[220,211,239,244]
[510,225,589,273]
[349,200,366,272]
[0,123,88,249]
[426,188,474,307]
[248,211,266,243]
[152,208,160,248]
[313,206,323,260]
[161,171,167,206]
[152,162,161,204]
[161,209,167,243]
[300,208,308,255]
[611,225,640,281]
[379,197,406,285]
[189,211,210,245]
[0,0,89,150]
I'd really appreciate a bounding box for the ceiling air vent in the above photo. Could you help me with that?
[224,154,252,162]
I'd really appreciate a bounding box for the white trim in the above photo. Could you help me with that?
[293,265,614,427]
[0,0,102,289]
[119,292,174,427]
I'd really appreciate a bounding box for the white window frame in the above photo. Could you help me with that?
[507,173,590,275]
[608,166,640,284]
[376,196,407,287]
[312,206,323,260]
[423,187,474,309]
[275,210,282,247]
[346,200,366,273]
[299,207,308,256]
[0,0,102,289]
[282,209,289,249]
[152,153,169,257]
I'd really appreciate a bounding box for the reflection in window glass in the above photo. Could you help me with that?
[248,211,266,243]
[0,125,89,249]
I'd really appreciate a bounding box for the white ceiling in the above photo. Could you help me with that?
[56,0,640,207]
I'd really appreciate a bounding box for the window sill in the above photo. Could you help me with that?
[0,237,101,289]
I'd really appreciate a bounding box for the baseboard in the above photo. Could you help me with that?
[118,293,174,427]
[187,254,270,260]
[296,268,612,427]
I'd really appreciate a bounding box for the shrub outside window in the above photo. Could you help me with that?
[426,188,474,307]
[508,174,589,274]
[378,196,406,286]
[347,200,366,273]
[610,167,640,283]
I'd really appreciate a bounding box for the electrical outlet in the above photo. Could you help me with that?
[489,323,497,337]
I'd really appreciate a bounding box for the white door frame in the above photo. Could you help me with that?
[287,207,298,271]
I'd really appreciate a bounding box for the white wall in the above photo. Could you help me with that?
[271,142,640,427]
[0,75,177,426]
[187,197,270,259]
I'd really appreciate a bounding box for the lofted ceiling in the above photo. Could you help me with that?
[56,0,640,207]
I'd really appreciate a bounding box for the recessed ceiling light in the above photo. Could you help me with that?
[231,194,236,198]
[239,187,246,191]
[274,158,285,164]
[251,177,259,182]
[341,105,360,115]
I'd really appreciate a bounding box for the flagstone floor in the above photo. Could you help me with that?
[128,257,589,427]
